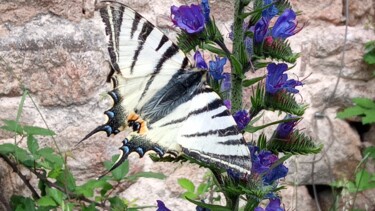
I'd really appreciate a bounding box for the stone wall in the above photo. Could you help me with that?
[0,0,374,210]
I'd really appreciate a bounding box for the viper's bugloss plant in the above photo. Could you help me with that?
[169,0,322,210]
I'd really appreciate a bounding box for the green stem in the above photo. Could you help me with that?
[231,0,245,112]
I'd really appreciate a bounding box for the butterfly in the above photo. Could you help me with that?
[79,1,251,177]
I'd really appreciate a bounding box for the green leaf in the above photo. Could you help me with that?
[242,76,266,87]
[362,109,375,124]
[185,197,231,211]
[182,191,198,200]
[23,125,55,136]
[364,146,375,159]
[76,179,111,198]
[178,178,195,193]
[202,43,227,57]
[104,155,129,181]
[245,116,301,133]
[0,119,24,134]
[46,187,65,205]
[337,98,375,124]
[353,98,375,109]
[354,170,375,191]
[0,143,19,155]
[100,182,113,197]
[0,144,34,167]
[81,203,98,211]
[197,183,208,195]
[337,106,366,119]
[364,40,375,65]
[56,170,76,192]
[27,135,39,155]
[37,196,58,207]
[109,196,127,211]
[37,147,64,169]
[10,195,36,211]
[267,130,323,154]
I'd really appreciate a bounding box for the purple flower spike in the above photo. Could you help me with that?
[221,73,231,92]
[254,17,270,44]
[262,0,279,20]
[249,146,288,185]
[171,4,205,34]
[275,114,299,139]
[223,99,231,110]
[208,56,227,80]
[272,9,302,39]
[201,0,210,23]
[194,51,208,69]
[156,200,171,211]
[266,63,303,94]
[233,110,250,131]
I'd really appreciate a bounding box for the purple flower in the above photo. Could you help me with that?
[275,114,299,139]
[255,198,284,211]
[223,99,231,110]
[208,56,227,80]
[156,200,171,211]
[262,0,279,20]
[201,0,210,23]
[233,110,250,131]
[254,17,270,44]
[171,4,205,34]
[194,51,208,69]
[265,63,303,94]
[221,73,231,92]
[271,9,302,39]
[249,146,288,185]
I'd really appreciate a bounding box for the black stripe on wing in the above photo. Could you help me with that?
[138,44,180,101]
[182,125,238,137]
[130,13,141,39]
[130,21,154,74]
[100,4,125,82]
[160,98,223,127]
[140,70,206,124]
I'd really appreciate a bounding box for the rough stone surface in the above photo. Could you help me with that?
[0,0,375,210]
[280,185,316,211]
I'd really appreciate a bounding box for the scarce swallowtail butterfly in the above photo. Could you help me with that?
[79,1,252,177]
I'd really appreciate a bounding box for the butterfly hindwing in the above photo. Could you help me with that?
[82,1,251,176]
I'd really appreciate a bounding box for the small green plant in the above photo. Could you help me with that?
[331,147,375,211]
[0,91,165,210]
[337,98,375,124]
[364,40,375,65]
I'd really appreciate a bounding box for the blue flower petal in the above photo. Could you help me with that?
[194,51,208,69]
[266,63,302,94]
[201,0,210,23]
[272,9,300,39]
[171,4,205,34]
[156,200,171,211]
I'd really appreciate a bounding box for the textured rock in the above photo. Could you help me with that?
[280,185,316,211]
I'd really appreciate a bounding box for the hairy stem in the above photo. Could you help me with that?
[231,0,245,112]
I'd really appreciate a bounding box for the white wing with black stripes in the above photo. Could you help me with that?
[80,1,251,176]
